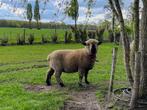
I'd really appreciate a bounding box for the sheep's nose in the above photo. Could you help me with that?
[91,44,96,54]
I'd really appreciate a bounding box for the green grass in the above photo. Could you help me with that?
[0,28,68,44]
[0,43,128,110]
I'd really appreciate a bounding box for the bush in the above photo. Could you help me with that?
[88,31,96,39]
[17,33,25,45]
[0,34,8,46]
[64,31,72,43]
[51,34,58,43]
[73,30,80,43]
[79,29,87,42]
[96,28,105,42]
[68,32,72,43]
[41,34,48,44]
[28,33,34,44]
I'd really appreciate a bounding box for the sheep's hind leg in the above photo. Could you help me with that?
[85,71,90,84]
[78,72,84,87]
[46,68,54,86]
[55,72,65,87]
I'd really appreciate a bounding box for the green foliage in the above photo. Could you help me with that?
[41,34,48,44]
[0,34,8,46]
[79,28,87,42]
[65,0,79,29]
[64,31,72,43]
[17,33,25,45]
[34,0,40,29]
[65,0,79,21]
[51,33,58,43]
[96,28,105,42]
[28,33,34,44]
[88,30,96,39]
[27,3,33,29]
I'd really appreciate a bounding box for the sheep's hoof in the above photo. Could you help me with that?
[85,81,90,85]
[59,83,65,87]
[78,83,84,87]
[46,81,51,86]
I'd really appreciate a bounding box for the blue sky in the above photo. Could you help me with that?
[0,0,132,24]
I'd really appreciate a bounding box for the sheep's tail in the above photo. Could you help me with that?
[47,54,50,61]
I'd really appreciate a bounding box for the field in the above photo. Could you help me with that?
[0,42,128,110]
[0,28,67,44]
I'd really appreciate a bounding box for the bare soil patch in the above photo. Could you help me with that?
[25,85,52,92]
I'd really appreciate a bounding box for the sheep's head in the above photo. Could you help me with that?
[82,39,102,55]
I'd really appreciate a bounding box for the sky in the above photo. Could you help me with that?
[0,0,132,24]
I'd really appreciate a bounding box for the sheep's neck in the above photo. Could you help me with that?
[88,53,96,60]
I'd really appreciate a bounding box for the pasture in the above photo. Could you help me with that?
[0,43,128,110]
[0,28,67,44]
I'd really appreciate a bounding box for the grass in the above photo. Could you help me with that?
[0,43,128,110]
[0,28,68,44]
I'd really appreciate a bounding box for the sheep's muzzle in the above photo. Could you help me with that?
[91,44,97,54]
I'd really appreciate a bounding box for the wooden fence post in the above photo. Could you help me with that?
[108,47,118,101]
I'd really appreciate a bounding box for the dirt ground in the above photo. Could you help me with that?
[25,84,101,110]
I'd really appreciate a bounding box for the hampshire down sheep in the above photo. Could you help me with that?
[46,39,102,87]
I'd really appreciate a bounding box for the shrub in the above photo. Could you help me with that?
[79,29,87,42]
[64,31,68,43]
[64,31,72,43]
[17,33,25,45]
[28,33,34,44]
[41,34,48,44]
[0,34,8,46]
[96,28,105,42]
[88,31,96,39]
[51,33,58,43]
[68,32,72,43]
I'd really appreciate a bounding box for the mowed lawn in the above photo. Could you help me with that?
[0,43,128,110]
[0,28,68,44]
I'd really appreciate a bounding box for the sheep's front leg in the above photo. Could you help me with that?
[85,71,90,84]
[55,72,65,87]
[46,68,54,86]
[78,70,84,87]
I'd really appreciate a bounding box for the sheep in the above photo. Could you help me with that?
[46,39,102,87]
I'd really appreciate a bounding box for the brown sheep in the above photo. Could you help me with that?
[46,39,102,87]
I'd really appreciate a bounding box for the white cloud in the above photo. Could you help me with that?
[0,1,25,18]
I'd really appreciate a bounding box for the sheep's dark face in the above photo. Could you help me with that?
[82,39,102,55]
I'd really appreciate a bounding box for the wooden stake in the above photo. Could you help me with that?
[108,47,118,101]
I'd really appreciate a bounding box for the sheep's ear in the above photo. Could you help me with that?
[82,42,86,45]
[97,42,102,45]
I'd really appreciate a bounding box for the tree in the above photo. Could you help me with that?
[109,0,147,109]
[104,0,123,44]
[34,0,40,29]
[108,0,134,87]
[26,3,33,29]
[65,0,79,30]
[64,0,79,42]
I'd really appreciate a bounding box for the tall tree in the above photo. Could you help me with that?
[34,0,40,29]
[108,0,134,87]
[26,3,33,29]
[129,0,140,109]
[65,0,79,30]
[139,0,147,98]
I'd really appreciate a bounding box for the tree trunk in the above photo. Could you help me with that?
[112,13,116,43]
[108,0,134,87]
[134,0,139,52]
[129,1,140,109]
[139,0,147,98]
[114,0,134,87]
[130,52,141,109]
[29,20,32,29]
